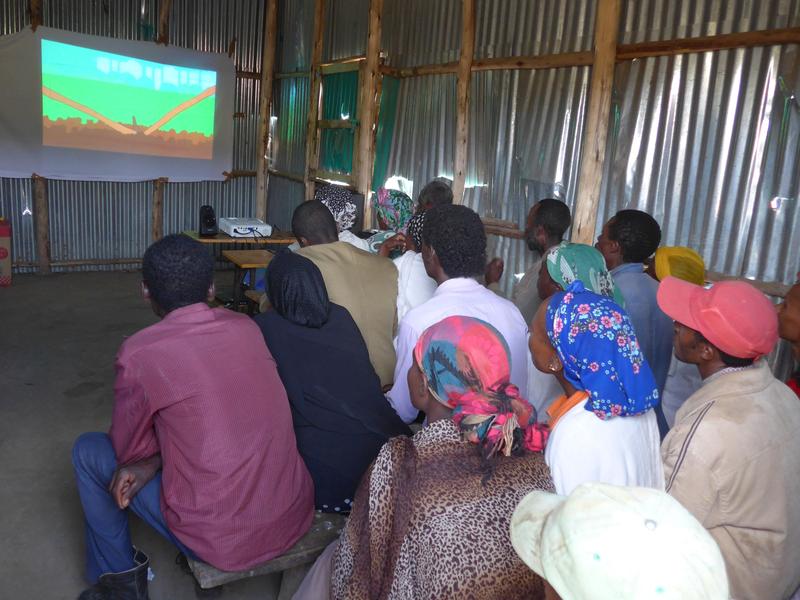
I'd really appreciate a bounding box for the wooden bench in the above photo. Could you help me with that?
[186,512,347,597]
[222,249,274,313]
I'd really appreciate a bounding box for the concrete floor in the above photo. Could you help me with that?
[0,271,280,599]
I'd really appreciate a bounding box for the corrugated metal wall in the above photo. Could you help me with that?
[1,0,265,270]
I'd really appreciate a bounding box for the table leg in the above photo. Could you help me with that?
[231,267,245,312]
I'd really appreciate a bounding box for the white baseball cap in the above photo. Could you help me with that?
[510,483,729,600]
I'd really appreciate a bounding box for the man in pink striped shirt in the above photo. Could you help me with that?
[73,235,314,600]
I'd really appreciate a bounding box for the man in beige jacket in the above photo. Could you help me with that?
[292,200,398,387]
[657,276,800,600]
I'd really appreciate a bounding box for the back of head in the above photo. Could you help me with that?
[609,209,662,263]
[417,180,454,211]
[291,200,338,245]
[267,251,330,328]
[533,198,571,241]
[142,234,214,314]
[654,246,705,285]
[422,204,486,279]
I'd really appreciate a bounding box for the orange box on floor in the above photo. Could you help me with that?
[0,218,11,287]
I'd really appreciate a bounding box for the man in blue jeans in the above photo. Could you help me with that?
[73,234,314,599]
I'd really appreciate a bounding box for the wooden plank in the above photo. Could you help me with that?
[223,170,257,179]
[452,0,475,204]
[32,174,50,275]
[472,50,594,71]
[237,70,262,80]
[706,271,791,299]
[268,169,305,183]
[151,177,167,243]
[183,230,296,245]
[320,56,366,75]
[617,27,800,61]
[304,0,327,201]
[156,0,172,45]
[482,216,525,239]
[256,0,278,222]
[380,62,459,78]
[355,0,384,226]
[188,512,347,589]
[318,119,357,129]
[222,249,274,269]
[275,71,311,79]
[311,170,356,185]
[28,0,42,31]
[571,0,621,245]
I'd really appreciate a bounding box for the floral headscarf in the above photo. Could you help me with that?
[414,316,548,457]
[406,211,425,250]
[545,242,625,307]
[546,281,659,419]
[375,188,414,232]
[316,185,357,232]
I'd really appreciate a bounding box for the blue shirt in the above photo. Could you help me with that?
[611,263,674,393]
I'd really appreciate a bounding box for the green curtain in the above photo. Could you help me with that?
[319,71,358,174]
[372,76,399,192]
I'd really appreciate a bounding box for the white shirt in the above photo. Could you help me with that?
[338,229,372,252]
[545,404,664,495]
[392,251,438,321]
[387,277,530,423]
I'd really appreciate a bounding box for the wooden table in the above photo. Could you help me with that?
[183,230,296,246]
[222,249,274,313]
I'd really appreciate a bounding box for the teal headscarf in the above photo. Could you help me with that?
[545,242,625,307]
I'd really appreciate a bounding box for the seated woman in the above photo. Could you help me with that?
[254,251,411,512]
[530,279,664,495]
[315,316,552,600]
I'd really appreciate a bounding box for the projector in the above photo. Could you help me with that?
[218,217,273,238]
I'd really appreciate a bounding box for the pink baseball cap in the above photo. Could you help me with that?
[657,276,778,359]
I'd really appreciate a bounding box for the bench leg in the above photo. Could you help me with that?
[277,564,311,600]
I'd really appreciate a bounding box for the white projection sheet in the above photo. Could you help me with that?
[0,27,235,181]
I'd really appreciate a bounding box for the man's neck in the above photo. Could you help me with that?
[698,360,730,380]
[542,238,562,254]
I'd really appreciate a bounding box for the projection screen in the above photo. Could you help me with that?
[0,27,235,181]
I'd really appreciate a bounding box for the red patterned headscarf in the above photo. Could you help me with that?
[414,316,548,457]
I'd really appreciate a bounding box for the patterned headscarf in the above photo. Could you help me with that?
[546,281,659,419]
[375,188,414,232]
[316,185,357,232]
[414,316,548,457]
[406,211,425,251]
[655,246,705,285]
[545,242,625,307]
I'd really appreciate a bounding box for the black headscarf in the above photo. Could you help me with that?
[267,251,330,328]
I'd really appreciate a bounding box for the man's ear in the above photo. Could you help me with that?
[298,236,310,247]
[140,281,151,301]
[697,339,716,362]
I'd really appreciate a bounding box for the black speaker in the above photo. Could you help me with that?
[199,205,218,237]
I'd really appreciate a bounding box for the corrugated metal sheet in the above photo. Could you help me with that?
[324,0,368,61]
[277,0,313,72]
[0,178,36,272]
[2,0,266,272]
[267,175,304,230]
[619,0,800,44]
[383,0,462,67]
[271,76,309,175]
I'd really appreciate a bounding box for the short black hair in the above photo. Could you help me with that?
[422,204,486,278]
[418,180,454,211]
[292,200,338,244]
[608,209,662,263]
[694,331,755,368]
[532,198,571,240]
[142,234,214,313]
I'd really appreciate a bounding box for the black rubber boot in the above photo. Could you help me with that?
[78,548,150,600]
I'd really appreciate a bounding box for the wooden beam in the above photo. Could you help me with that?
[311,169,356,185]
[152,178,167,242]
[275,71,310,79]
[28,0,42,32]
[706,271,791,299]
[156,0,172,45]
[355,0,384,225]
[256,0,278,222]
[320,56,366,75]
[237,70,262,80]
[380,62,458,78]
[452,0,475,204]
[481,216,525,239]
[32,174,50,275]
[268,168,305,184]
[223,170,258,179]
[616,27,800,61]
[571,0,621,245]
[318,119,357,129]
[304,0,327,200]
[473,51,594,71]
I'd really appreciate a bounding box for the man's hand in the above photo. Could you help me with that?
[109,454,162,509]
[485,257,504,285]
[378,233,407,257]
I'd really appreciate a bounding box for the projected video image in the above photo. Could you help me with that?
[41,39,216,159]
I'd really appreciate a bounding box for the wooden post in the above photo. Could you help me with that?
[354,0,384,227]
[256,0,278,221]
[156,0,172,45]
[304,0,327,200]
[452,0,475,204]
[152,178,167,242]
[32,174,50,274]
[571,0,622,244]
[29,0,42,31]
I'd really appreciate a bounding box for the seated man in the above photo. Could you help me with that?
[778,278,800,397]
[596,209,673,434]
[387,204,530,423]
[73,235,314,599]
[294,200,399,386]
[658,277,800,600]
